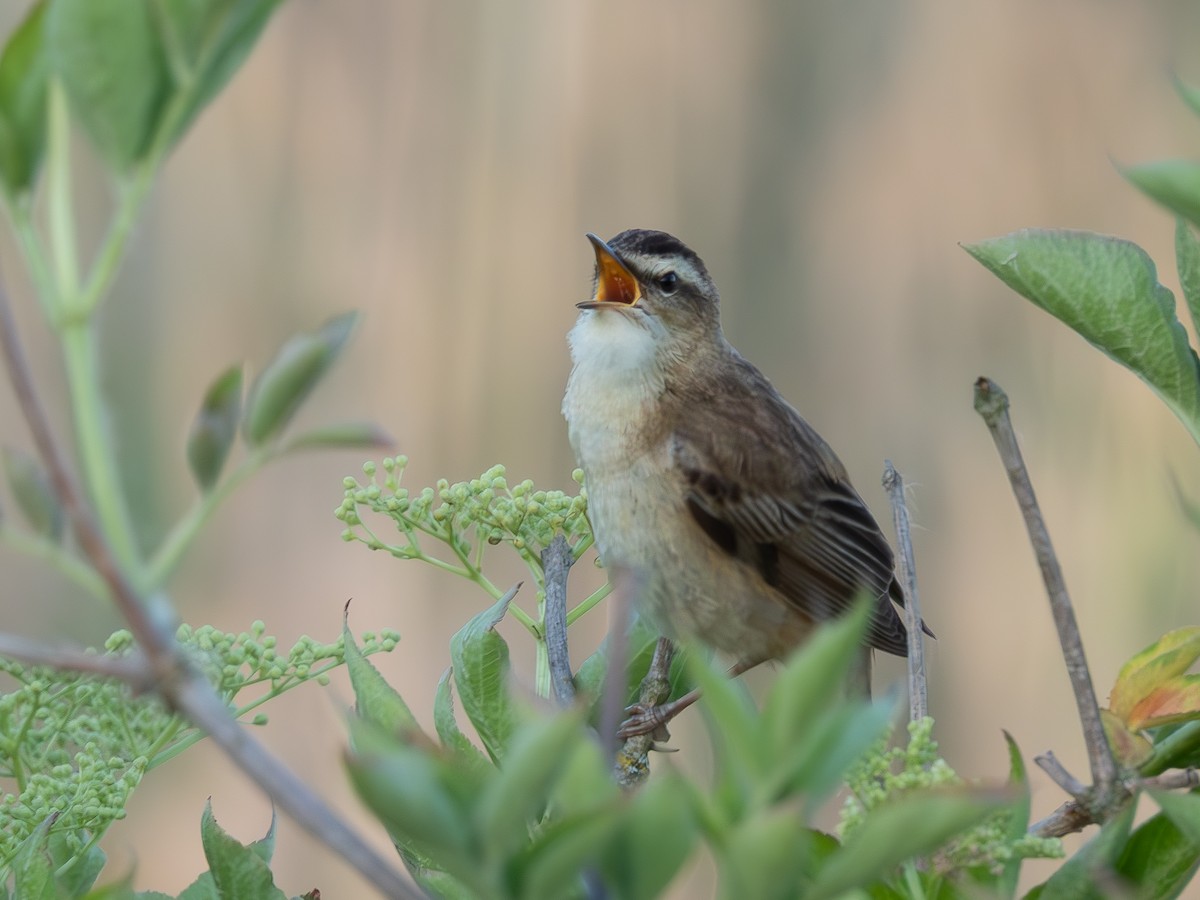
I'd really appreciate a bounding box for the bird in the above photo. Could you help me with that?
[562,228,928,735]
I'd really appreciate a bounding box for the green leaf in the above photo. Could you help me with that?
[808,789,1008,900]
[996,731,1033,898]
[509,809,623,900]
[761,600,871,762]
[719,809,812,900]
[342,620,421,737]
[1125,161,1200,230]
[575,619,690,722]
[199,802,287,900]
[475,709,585,859]
[49,832,105,895]
[433,667,490,768]
[3,446,63,540]
[449,588,519,763]
[1115,811,1200,900]
[964,229,1200,444]
[1153,790,1200,845]
[1176,220,1200,341]
[344,726,474,862]
[0,1,49,196]
[46,0,171,169]
[601,773,697,900]
[1173,73,1200,120]
[243,312,359,446]
[689,649,765,798]
[279,422,394,454]
[1032,800,1135,900]
[13,816,56,900]
[153,0,284,145]
[186,365,242,491]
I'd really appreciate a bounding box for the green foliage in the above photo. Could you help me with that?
[0,625,397,893]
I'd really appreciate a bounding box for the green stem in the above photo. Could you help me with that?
[46,82,79,309]
[1141,720,1200,776]
[566,581,612,626]
[8,204,58,321]
[0,524,109,602]
[59,322,142,572]
[142,447,273,591]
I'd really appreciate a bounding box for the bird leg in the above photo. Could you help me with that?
[615,652,763,740]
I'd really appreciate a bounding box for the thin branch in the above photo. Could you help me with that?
[1035,751,1087,797]
[0,632,152,686]
[882,460,928,721]
[973,377,1119,805]
[614,635,674,790]
[0,264,418,899]
[542,534,576,708]
[1030,768,1200,838]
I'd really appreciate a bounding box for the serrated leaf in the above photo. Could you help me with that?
[996,731,1034,897]
[433,667,489,767]
[964,229,1200,445]
[1101,709,1154,768]
[186,365,242,491]
[808,789,1008,900]
[1115,810,1200,900]
[243,312,359,446]
[3,446,62,540]
[1125,161,1200,231]
[153,0,283,146]
[449,587,519,763]
[279,422,394,454]
[199,802,287,900]
[342,620,421,737]
[46,0,171,169]
[0,1,49,196]
[1176,220,1200,341]
[1110,628,1200,723]
[1033,801,1135,900]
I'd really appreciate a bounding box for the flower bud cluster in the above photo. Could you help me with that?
[839,718,1062,874]
[336,457,591,570]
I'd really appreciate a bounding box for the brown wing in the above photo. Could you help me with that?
[669,354,912,656]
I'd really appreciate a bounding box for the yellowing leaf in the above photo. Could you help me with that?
[1126,675,1200,731]
[1100,709,1153,768]
[1109,627,1200,722]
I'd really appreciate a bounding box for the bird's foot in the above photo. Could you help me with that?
[616,688,701,741]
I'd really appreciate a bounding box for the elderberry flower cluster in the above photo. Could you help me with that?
[336,457,592,586]
[0,622,396,876]
[840,718,1062,876]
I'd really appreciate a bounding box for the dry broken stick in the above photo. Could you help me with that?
[973,376,1122,822]
[0,264,418,900]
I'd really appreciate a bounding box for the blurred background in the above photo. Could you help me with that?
[3,0,1200,894]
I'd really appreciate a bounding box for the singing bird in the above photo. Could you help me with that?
[563,229,926,731]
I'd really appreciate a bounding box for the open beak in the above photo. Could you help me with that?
[578,233,641,309]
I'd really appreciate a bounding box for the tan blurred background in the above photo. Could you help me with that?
[3,0,1200,895]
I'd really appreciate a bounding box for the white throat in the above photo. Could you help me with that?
[562,309,668,462]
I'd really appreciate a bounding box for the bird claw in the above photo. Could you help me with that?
[616,703,673,741]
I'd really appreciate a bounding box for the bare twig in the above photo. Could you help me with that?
[883,460,928,721]
[973,377,1119,808]
[542,534,576,708]
[0,266,417,899]
[0,632,152,685]
[614,635,675,790]
[1035,751,1087,797]
[1030,768,1200,838]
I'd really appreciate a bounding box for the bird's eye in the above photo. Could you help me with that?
[657,271,680,293]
